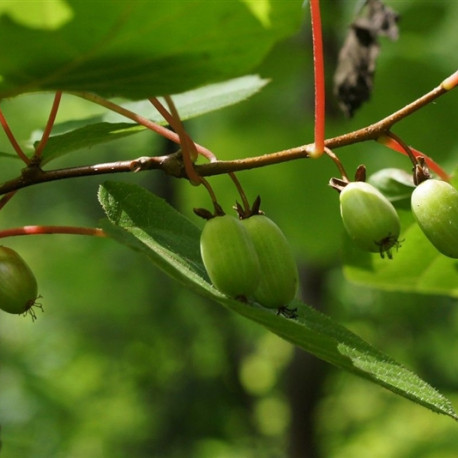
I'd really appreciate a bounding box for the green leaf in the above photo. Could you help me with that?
[0,0,301,99]
[368,168,415,203]
[39,122,144,165]
[0,151,19,160]
[342,209,458,297]
[39,75,269,164]
[98,180,458,420]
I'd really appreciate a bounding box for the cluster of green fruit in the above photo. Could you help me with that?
[199,203,299,313]
[0,246,39,318]
[338,177,458,259]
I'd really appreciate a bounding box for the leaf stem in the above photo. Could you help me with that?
[163,95,202,185]
[149,97,216,162]
[71,91,213,157]
[34,91,62,158]
[0,191,17,210]
[0,106,30,164]
[377,134,450,181]
[309,0,325,158]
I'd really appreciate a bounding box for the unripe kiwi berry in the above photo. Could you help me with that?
[200,215,260,298]
[241,215,298,308]
[411,179,458,258]
[339,181,401,258]
[0,246,38,317]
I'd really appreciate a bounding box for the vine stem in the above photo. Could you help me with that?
[0,106,30,164]
[0,225,107,238]
[309,0,325,158]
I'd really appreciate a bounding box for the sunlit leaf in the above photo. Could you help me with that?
[0,0,301,99]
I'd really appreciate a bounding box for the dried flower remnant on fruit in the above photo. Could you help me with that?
[334,0,399,117]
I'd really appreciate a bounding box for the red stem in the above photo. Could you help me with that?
[163,95,202,185]
[149,97,216,162]
[378,135,450,181]
[0,191,17,210]
[0,225,107,238]
[71,91,213,157]
[34,91,62,158]
[0,106,30,164]
[309,0,325,158]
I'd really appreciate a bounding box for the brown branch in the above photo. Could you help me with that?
[0,153,184,194]
[0,79,453,196]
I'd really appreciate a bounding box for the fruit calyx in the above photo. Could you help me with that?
[413,156,431,185]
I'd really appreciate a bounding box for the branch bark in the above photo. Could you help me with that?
[0,79,452,196]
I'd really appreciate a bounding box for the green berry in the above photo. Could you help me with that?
[200,215,260,297]
[411,179,458,258]
[0,246,38,316]
[241,215,298,308]
[339,181,401,258]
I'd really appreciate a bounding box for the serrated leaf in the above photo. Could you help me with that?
[97,180,458,420]
[343,209,458,297]
[0,0,301,99]
[39,75,269,164]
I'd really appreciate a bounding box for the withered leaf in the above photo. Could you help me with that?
[333,0,399,117]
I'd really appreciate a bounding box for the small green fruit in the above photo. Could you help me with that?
[339,181,401,257]
[200,215,260,297]
[0,246,38,316]
[411,179,458,258]
[241,215,298,308]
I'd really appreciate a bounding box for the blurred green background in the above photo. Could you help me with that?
[1,1,458,457]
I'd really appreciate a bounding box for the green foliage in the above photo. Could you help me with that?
[0,0,301,99]
[98,180,457,420]
[1,0,458,456]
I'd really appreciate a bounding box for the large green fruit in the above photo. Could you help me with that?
[340,181,401,258]
[200,215,260,298]
[241,215,298,308]
[0,246,38,316]
[411,179,458,258]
